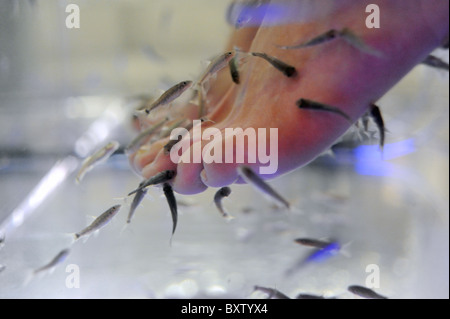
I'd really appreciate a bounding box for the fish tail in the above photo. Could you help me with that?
[75,173,84,184]
[119,223,134,237]
[339,28,383,57]
[224,214,235,222]
[237,166,291,210]
[22,270,35,287]
[61,232,78,245]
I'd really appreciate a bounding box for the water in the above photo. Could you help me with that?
[0,0,448,299]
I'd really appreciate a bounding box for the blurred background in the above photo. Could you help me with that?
[0,0,448,298]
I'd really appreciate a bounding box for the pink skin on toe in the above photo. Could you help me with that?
[130,0,449,195]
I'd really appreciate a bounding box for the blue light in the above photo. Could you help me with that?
[304,242,341,264]
[354,139,416,176]
[227,3,289,28]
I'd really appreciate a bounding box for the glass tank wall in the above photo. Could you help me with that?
[0,0,448,299]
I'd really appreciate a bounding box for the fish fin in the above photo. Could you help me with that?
[214,199,235,221]
[22,270,36,287]
[77,233,90,244]
[188,97,200,107]
[319,148,335,159]
[237,166,291,210]
[200,59,211,69]
[133,108,147,117]
[75,170,86,184]
[119,223,134,237]
[151,88,165,97]
[62,232,78,245]
[340,241,352,258]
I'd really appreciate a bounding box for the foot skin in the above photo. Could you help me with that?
[129,0,449,195]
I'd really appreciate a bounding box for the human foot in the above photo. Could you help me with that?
[129,0,449,195]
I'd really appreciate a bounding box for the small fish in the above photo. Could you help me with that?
[303,241,341,264]
[251,52,297,77]
[214,186,233,219]
[229,56,240,84]
[128,170,176,196]
[369,104,385,150]
[0,264,5,273]
[74,204,121,240]
[196,51,236,117]
[277,29,339,49]
[237,166,290,209]
[33,248,70,275]
[125,118,168,154]
[254,285,290,299]
[145,80,193,114]
[76,141,120,184]
[197,51,236,85]
[285,240,342,276]
[131,93,156,112]
[294,238,333,249]
[278,28,381,57]
[421,55,449,71]
[296,98,352,122]
[348,285,388,299]
[163,183,178,238]
[126,181,148,224]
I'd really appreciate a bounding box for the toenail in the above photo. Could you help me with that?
[137,145,151,154]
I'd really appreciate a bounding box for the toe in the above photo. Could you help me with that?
[141,148,177,180]
[171,139,208,194]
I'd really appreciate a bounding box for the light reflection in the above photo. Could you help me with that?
[1,97,127,237]
[0,156,79,236]
[227,2,288,28]
[354,139,416,176]
[74,99,124,158]
[206,284,227,296]
[226,1,335,28]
